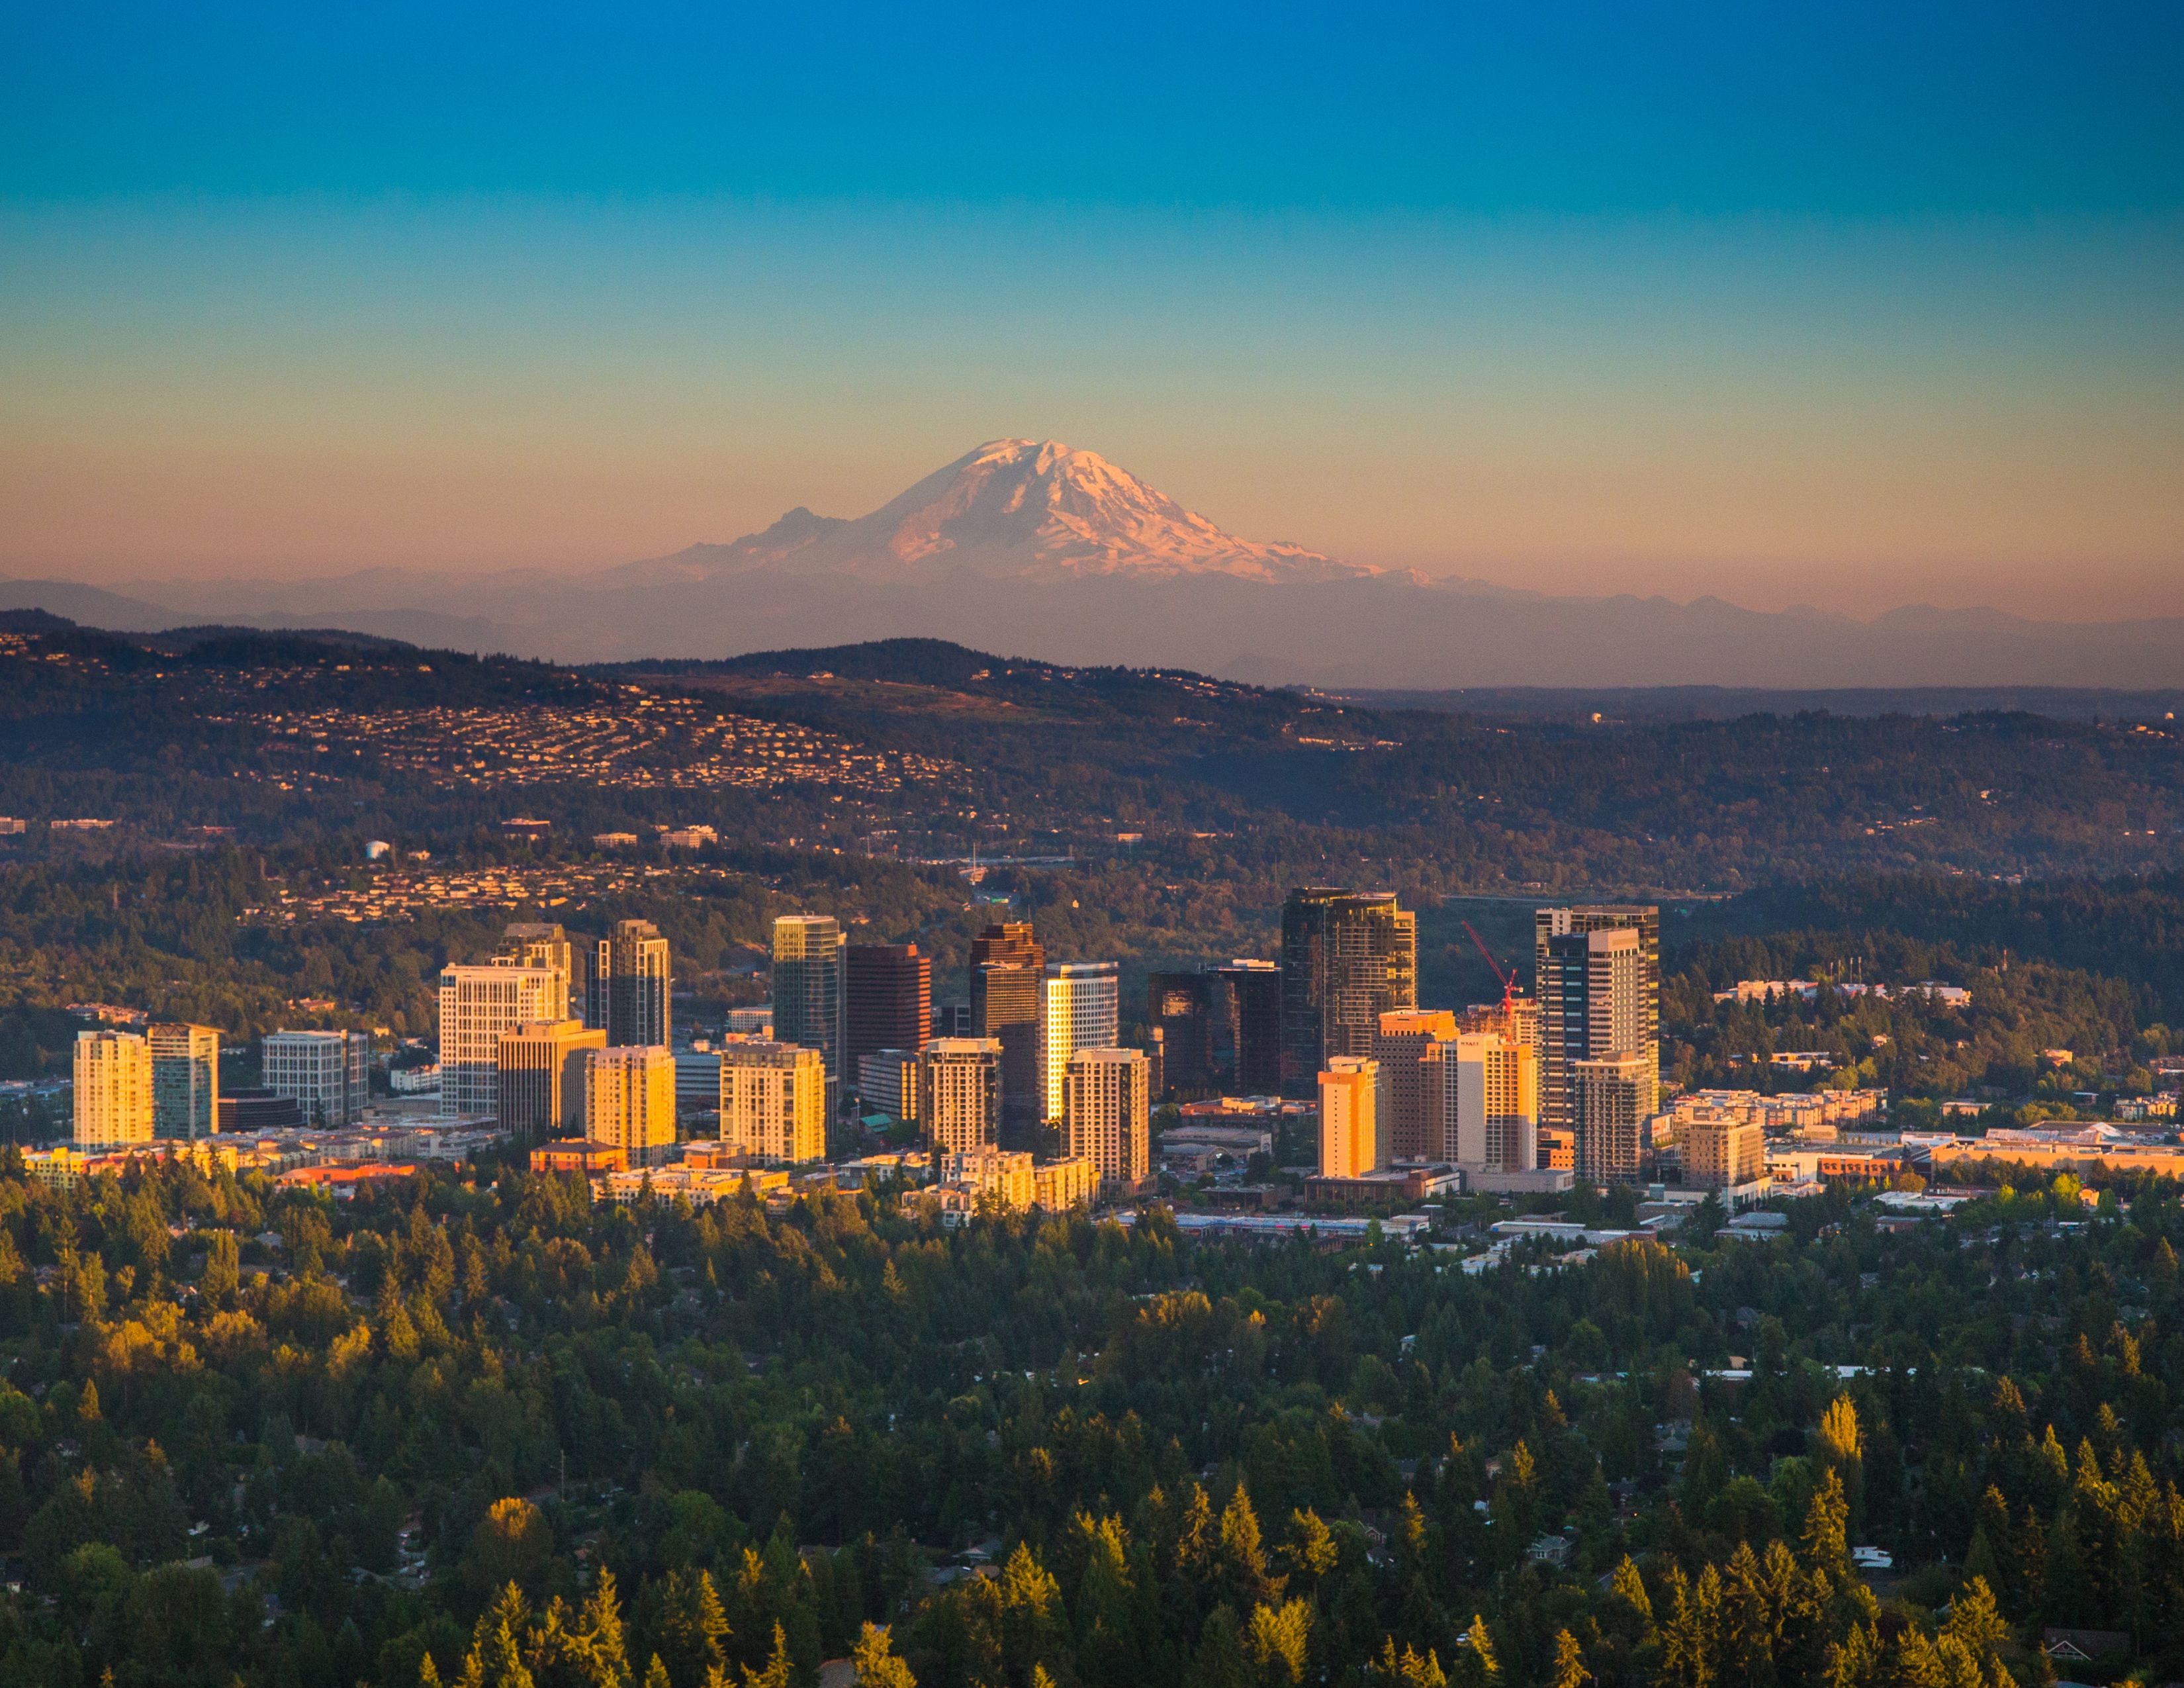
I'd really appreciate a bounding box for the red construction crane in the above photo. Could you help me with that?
[1461,919,1521,1014]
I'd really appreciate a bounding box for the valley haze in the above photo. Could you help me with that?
[5,438,2179,689]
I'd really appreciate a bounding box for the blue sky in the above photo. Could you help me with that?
[3,1,2181,614]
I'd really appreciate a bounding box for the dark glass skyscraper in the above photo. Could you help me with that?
[846,943,931,1074]
[1279,888,1416,1096]
[968,921,1044,1125]
[1534,904,1659,1144]
[586,918,670,1048]
[1213,960,1283,1096]
[1147,971,1214,1095]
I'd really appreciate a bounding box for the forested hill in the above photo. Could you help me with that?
[3,620,2184,889]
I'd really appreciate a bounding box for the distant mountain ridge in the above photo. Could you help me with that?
[7,438,2183,686]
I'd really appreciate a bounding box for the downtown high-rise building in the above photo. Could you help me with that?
[1372,1010,1459,1162]
[261,1029,370,1127]
[587,919,670,1049]
[1280,888,1416,1095]
[584,1045,678,1168]
[500,921,574,1021]
[1143,961,1281,1098]
[1316,1055,1382,1178]
[1451,1031,1537,1173]
[148,1021,220,1140]
[717,1041,829,1165]
[1573,1053,1651,1184]
[1535,905,1659,1172]
[1064,1046,1150,1195]
[438,963,563,1121]
[856,1048,921,1123]
[1040,961,1119,1125]
[1213,961,1284,1096]
[1146,971,1216,1094]
[919,1037,1003,1154]
[496,1019,604,1139]
[772,915,844,1106]
[74,1029,152,1148]
[969,921,1044,1125]
[846,943,931,1075]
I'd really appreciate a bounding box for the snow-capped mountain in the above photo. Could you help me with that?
[629,438,1379,584]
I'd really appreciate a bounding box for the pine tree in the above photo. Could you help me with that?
[1546,1630,1588,1688]
[1802,1468,1852,1585]
[576,1570,633,1688]
[1284,1510,1338,1583]
[742,1622,793,1688]
[1659,1565,1711,1688]
[1244,1601,1311,1686]
[1609,1556,1654,1638]
[1373,1637,1448,1688]
[852,1622,917,1688]
[1943,1577,2009,1675]
[1000,1542,1064,1679]
[1220,1486,1283,1607]
[1450,1616,1502,1677]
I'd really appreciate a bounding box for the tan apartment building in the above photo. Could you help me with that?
[919,1037,1003,1154]
[1064,1045,1150,1194]
[584,1045,678,1168]
[75,1029,153,1148]
[718,1041,829,1164]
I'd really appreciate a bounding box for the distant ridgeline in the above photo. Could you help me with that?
[0,620,2182,892]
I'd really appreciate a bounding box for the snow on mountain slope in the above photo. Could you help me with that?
[637,439,1379,583]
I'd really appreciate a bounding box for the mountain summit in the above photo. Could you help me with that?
[638,438,1378,585]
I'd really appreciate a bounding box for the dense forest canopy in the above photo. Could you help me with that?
[0,1154,2173,1687]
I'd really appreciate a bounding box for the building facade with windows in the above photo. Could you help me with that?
[148,1021,220,1141]
[496,1019,604,1139]
[1281,888,1416,1095]
[1040,962,1119,1125]
[588,919,670,1048]
[718,1041,829,1164]
[75,1029,152,1148]
[771,915,843,1104]
[919,1037,1003,1154]
[261,1029,370,1127]
[438,964,561,1121]
[1064,1045,1150,1195]
[584,1045,678,1168]
[1317,1055,1382,1179]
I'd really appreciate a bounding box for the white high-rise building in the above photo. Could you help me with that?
[1449,1031,1537,1172]
[437,963,561,1121]
[1039,962,1118,1125]
[74,1030,153,1148]
[261,1029,370,1127]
